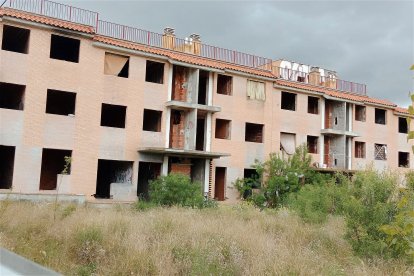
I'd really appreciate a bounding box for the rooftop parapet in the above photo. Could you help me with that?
[3,0,367,95]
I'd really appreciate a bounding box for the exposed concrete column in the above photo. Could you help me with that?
[348,103,353,132]
[320,98,326,129]
[184,109,197,150]
[206,113,212,151]
[167,64,173,101]
[319,135,325,166]
[347,137,352,170]
[320,99,325,165]
[165,109,171,148]
[204,159,210,195]
[162,155,169,176]
[208,72,213,106]
[165,64,174,148]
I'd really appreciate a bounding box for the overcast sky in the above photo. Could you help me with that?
[63,0,414,107]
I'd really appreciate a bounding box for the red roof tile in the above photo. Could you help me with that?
[0,8,94,33]
[274,79,396,107]
[94,35,275,78]
[395,107,409,114]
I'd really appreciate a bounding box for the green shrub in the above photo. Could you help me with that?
[149,173,206,208]
[343,169,397,257]
[381,191,414,262]
[286,178,349,224]
[236,145,329,208]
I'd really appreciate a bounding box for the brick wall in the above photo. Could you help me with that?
[170,111,185,149]
[170,163,191,176]
[172,66,187,101]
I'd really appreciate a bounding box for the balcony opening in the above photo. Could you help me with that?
[145,60,164,83]
[245,123,263,143]
[104,52,129,78]
[95,159,133,199]
[307,136,318,154]
[281,92,296,111]
[2,25,30,54]
[198,70,209,105]
[374,143,387,161]
[39,148,72,190]
[399,117,408,134]
[50,34,80,63]
[280,132,296,155]
[375,108,386,125]
[0,82,25,110]
[217,74,232,95]
[196,115,206,151]
[307,96,319,114]
[214,167,226,201]
[137,161,161,200]
[46,89,76,116]
[142,109,162,132]
[172,65,188,101]
[355,141,366,158]
[399,152,410,168]
[0,145,15,189]
[100,103,126,128]
[215,119,231,140]
[169,110,185,148]
[355,105,366,122]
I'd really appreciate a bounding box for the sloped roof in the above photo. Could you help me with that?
[94,36,275,78]
[0,8,94,33]
[274,79,396,107]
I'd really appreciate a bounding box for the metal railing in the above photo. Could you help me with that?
[6,0,98,27]
[2,0,369,85]
[274,67,367,95]
[96,20,273,70]
[4,0,272,71]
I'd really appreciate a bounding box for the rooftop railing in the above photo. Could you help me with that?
[3,0,367,94]
[274,67,367,96]
[6,0,98,27]
[4,0,273,71]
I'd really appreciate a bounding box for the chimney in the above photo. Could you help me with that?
[325,70,337,89]
[309,67,321,86]
[162,27,175,49]
[189,33,201,55]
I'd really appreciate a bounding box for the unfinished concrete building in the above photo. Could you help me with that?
[0,0,412,203]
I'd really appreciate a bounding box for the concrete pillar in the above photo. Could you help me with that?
[208,72,213,106]
[347,137,352,170]
[167,64,173,101]
[165,108,171,148]
[206,113,212,151]
[204,159,210,195]
[162,156,169,176]
[320,99,325,165]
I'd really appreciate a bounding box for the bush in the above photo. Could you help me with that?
[381,191,414,262]
[149,173,207,208]
[234,145,329,208]
[343,169,398,257]
[287,178,349,224]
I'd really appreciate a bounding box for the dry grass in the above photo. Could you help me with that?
[0,201,412,275]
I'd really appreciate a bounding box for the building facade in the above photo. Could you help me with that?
[0,1,412,203]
